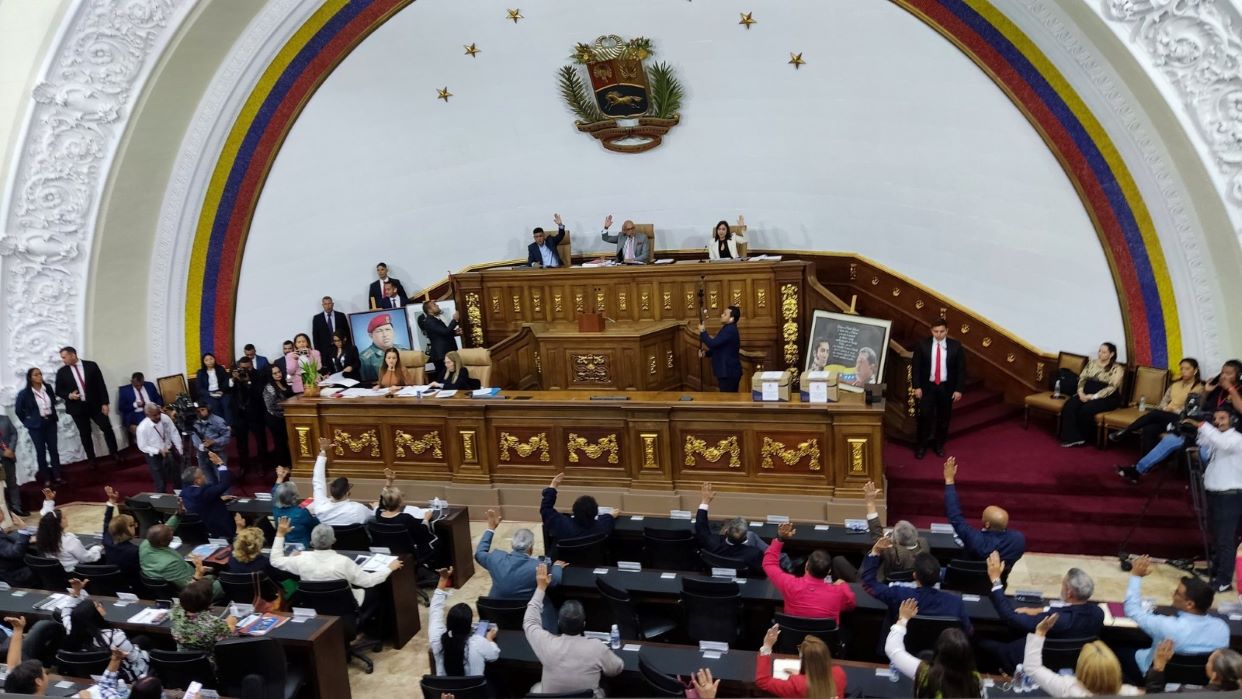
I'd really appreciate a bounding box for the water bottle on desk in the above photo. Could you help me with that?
[1052,379,1061,399]
[1139,395,1147,412]
[888,661,899,683]
[609,624,621,649]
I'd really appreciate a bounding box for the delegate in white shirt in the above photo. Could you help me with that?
[39,499,102,572]
[1199,423,1242,492]
[308,451,374,526]
[270,534,393,605]
[429,588,499,675]
[136,417,181,457]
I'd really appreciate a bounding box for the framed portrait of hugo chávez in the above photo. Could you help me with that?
[805,311,892,393]
[349,308,413,382]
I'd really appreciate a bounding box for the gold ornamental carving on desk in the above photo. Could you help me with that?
[780,283,800,372]
[760,436,821,470]
[332,428,380,457]
[558,35,683,153]
[847,438,869,473]
[640,433,659,469]
[464,293,484,346]
[499,432,551,461]
[567,433,620,463]
[683,435,741,468]
[294,426,311,457]
[532,290,543,313]
[574,292,584,313]
[756,287,767,309]
[394,429,444,459]
[572,353,611,383]
[618,291,628,311]
[553,292,564,313]
[640,290,650,311]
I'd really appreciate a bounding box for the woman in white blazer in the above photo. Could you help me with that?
[706,214,747,260]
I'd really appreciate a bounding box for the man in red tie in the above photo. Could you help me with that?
[911,319,965,459]
[54,346,120,467]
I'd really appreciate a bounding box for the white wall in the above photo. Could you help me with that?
[238,0,1124,358]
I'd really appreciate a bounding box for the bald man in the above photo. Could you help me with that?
[600,215,648,263]
[943,457,1026,579]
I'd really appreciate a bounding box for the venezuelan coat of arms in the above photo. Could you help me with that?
[557,35,684,153]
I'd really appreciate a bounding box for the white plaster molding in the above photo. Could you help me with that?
[1097,0,1242,244]
[0,0,193,472]
[149,0,316,376]
[1010,0,1223,367]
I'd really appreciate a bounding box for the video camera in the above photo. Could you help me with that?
[167,393,197,435]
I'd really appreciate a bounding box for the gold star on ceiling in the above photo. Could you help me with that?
[788,52,806,70]
[739,12,757,29]
[464,43,480,57]
[506,9,523,23]
[436,87,453,102]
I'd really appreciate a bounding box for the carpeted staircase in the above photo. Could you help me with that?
[884,417,1204,559]
[945,377,1022,439]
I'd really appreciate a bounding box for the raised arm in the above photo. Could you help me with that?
[861,541,897,605]
[1024,615,1080,695]
[5,616,25,669]
[884,601,924,680]
[310,438,331,510]
[762,526,796,592]
[942,458,986,555]
[523,564,555,646]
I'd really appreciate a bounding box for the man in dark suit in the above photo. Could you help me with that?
[911,318,966,459]
[311,296,351,352]
[55,346,119,466]
[539,472,616,542]
[241,344,269,373]
[417,300,460,381]
[368,262,407,309]
[526,214,567,267]
[694,482,765,578]
[377,280,408,310]
[979,552,1103,673]
[699,306,743,392]
[0,413,27,515]
[117,372,163,442]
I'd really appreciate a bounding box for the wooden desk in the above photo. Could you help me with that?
[0,587,349,698]
[283,390,884,495]
[126,492,476,586]
[527,320,683,390]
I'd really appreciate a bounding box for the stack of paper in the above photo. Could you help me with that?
[435,389,457,398]
[358,553,396,573]
[127,607,169,625]
[396,385,433,397]
[318,372,359,387]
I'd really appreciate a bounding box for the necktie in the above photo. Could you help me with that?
[73,364,86,399]
[934,342,942,385]
[625,236,634,260]
[327,313,334,332]
[136,387,144,407]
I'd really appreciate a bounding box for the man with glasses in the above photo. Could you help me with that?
[600,215,648,263]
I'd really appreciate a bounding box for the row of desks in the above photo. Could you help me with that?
[0,586,349,698]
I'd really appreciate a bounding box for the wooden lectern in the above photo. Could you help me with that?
[577,312,605,332]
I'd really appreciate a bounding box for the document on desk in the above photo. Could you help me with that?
[772,658,800,680]
[357,553,397,573]
[396,385,433,397]
[318,372,359,387]
[402,505,429,518]
[435,390,458,398]
[127,607,170,625]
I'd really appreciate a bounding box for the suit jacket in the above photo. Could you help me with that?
[375,292,408,310]
[0,416,16,454]
[369,278,407,309]
[700,323,742,379]
[526,226,567,267]
[539,487,615,542]
[324,345,360,381]
[693,507,765,578]
[600,230,649,263]
[913,337,966,393]
[248,355,270,373]
[474,529,562,599]
[419,314,459,361]
[54,360,109,414]
[989,588,1104,670]
[440,367,478,391]
[311,310,351,352]
[193,366,232,401]
[14,386,58,430]
[180,464,235,539]
[862,555,973,634]
[117,382,163,426]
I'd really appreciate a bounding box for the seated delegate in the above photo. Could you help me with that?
[706,215,747,260]
[540,472,616,542]
[1059,342,1124,447]
[599,215,647,263]
[428,351,478,390]
[527,213,567,267]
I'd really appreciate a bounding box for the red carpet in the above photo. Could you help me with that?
[884,418,1202,558]
[26,419,1200,559]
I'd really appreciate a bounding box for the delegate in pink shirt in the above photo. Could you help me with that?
[763,539,857,620]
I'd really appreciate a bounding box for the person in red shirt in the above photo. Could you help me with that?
[754,625,846,698]
[763,522,856,621]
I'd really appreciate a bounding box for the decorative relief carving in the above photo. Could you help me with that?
[683,435,741,468]
[1,0,189,466]
[849,263,857,280]
[1036,362,1046,383]
[915,299,925,309]
[574,292,584,313]
[760,437,821,470]
[534,351,542,374]
[394,429,443,459]
[847,438,868,473]
[640,433,659,469]
[666,350,674,369]
[333,429,380,457]
[906,363,915,417]
[295,426,311,457]
[532,291,542,313]
[460,430,477,463]
[731,288,742,307]
[595,289,605,311]
[572,353,610,383]
[780,283,800,371]
[490,293,501,313]
[641,290,650,310]
[756,287,767,309]
[871,276,879,285]
[512,294,521,313]
[982,336,992,348]
[684,291,695,312]
[465,293,484,346]
[499,432,551,461]
[618,291,627,311]
[648,355,657,375]
[567,433,619,463]
[708,290,718,309]
[662,290,672,310]
[1006,353,1016,363]
[553,292,563,313]
[960,323,970,334]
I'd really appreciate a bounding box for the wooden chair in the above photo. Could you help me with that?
[457,348,492,387]
[735,223,749,258]
[557,229,573,266]
[1096,365,1170,447]
[634,223,656,262]
[156,373,189,401]
[1023,351,1089,431]
[397,349,429,385]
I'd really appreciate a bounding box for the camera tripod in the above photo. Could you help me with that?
[1116,444,1210,577]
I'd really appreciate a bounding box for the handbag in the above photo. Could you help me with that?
[252,574,282,613]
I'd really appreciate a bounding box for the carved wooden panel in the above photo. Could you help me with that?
[680,432,742,471]
[759,433,822,472]
[391,426,446,463]
[567,429,622,467]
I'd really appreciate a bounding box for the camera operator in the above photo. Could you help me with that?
[1117,359,1241,486]
[190,403,231,484]
[229,357,268,473]
[1194,408,1242,593]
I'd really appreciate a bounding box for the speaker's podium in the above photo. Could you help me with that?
[522,319,683,390]
[576,311,606,333]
